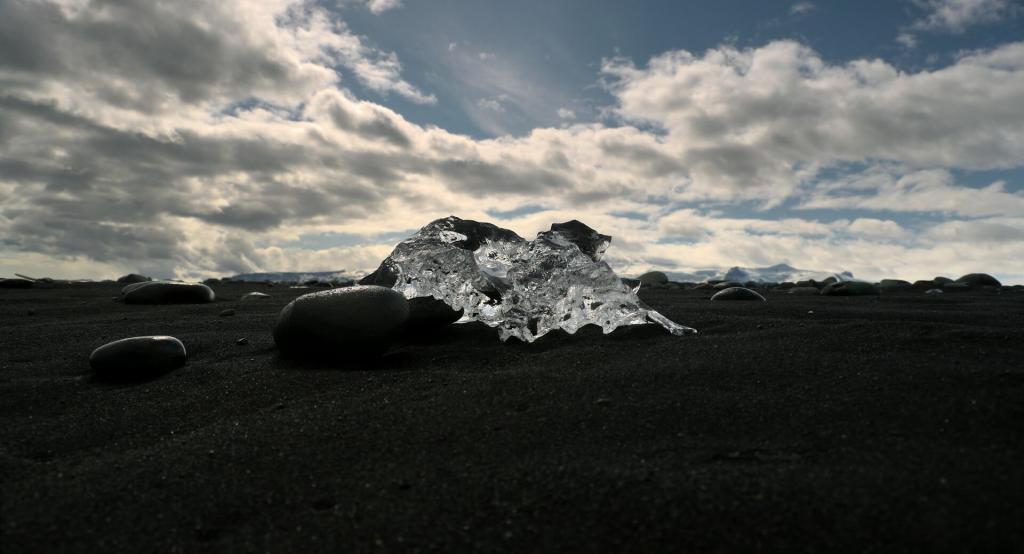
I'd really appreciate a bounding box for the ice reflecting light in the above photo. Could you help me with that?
[362,216,697,342]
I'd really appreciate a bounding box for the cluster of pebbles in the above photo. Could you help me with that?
[2,268,1006,382]
[637,272,1005,300]
[82,274,423,382]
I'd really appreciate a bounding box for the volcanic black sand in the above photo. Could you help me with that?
[2,282,1023,552]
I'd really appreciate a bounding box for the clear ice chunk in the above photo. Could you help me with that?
[359,216,697,342]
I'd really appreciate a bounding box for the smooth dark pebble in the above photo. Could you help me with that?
[273,285,409,359]
[89,336,186,381]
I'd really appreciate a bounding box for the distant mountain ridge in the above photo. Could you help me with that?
[228,270,355,283]
[657,263,854,284]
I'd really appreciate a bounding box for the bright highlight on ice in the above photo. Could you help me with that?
[365,216,697,342]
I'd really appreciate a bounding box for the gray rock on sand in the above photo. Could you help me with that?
[954,273,1002,288]
[273,285,409,358]
[820,281,879,296]
[89,336,186,380]
[0,278,34,289]
[116,273,151,284]
[241,292,270,301]
[788,286,821,296]
[122,282,215,304]
[925,288,944,295]
[710,287,766,301]
[637,271,669,286]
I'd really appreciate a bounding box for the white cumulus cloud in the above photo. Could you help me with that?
[0,2,1022,284]
[365,0,402,14]
[899,0,1020,47]
[603,40,1024,203]
[911,0,1016,32]
[790,2,816,15]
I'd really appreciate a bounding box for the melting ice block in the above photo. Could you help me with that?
[360,216,696,342]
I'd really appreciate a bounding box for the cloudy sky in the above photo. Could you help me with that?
[1,0,1023,282]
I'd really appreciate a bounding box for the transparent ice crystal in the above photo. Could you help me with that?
[360,216,696,342]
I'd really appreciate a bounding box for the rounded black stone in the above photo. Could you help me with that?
[241,292,270,301]
[879,279,912,291]
[637,271,669,286]
[273,285,409,359]
[820,281,879,296]
[406,297,463,330]
[954,273,1001,288]
[121,281,155,295]
[123,282,215,304]
[116,273,151,284]
[0,278,34,289]
[89,336,187,381]
[710,287,766,301]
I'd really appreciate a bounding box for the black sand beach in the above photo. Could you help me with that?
[2,282,1023,552]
